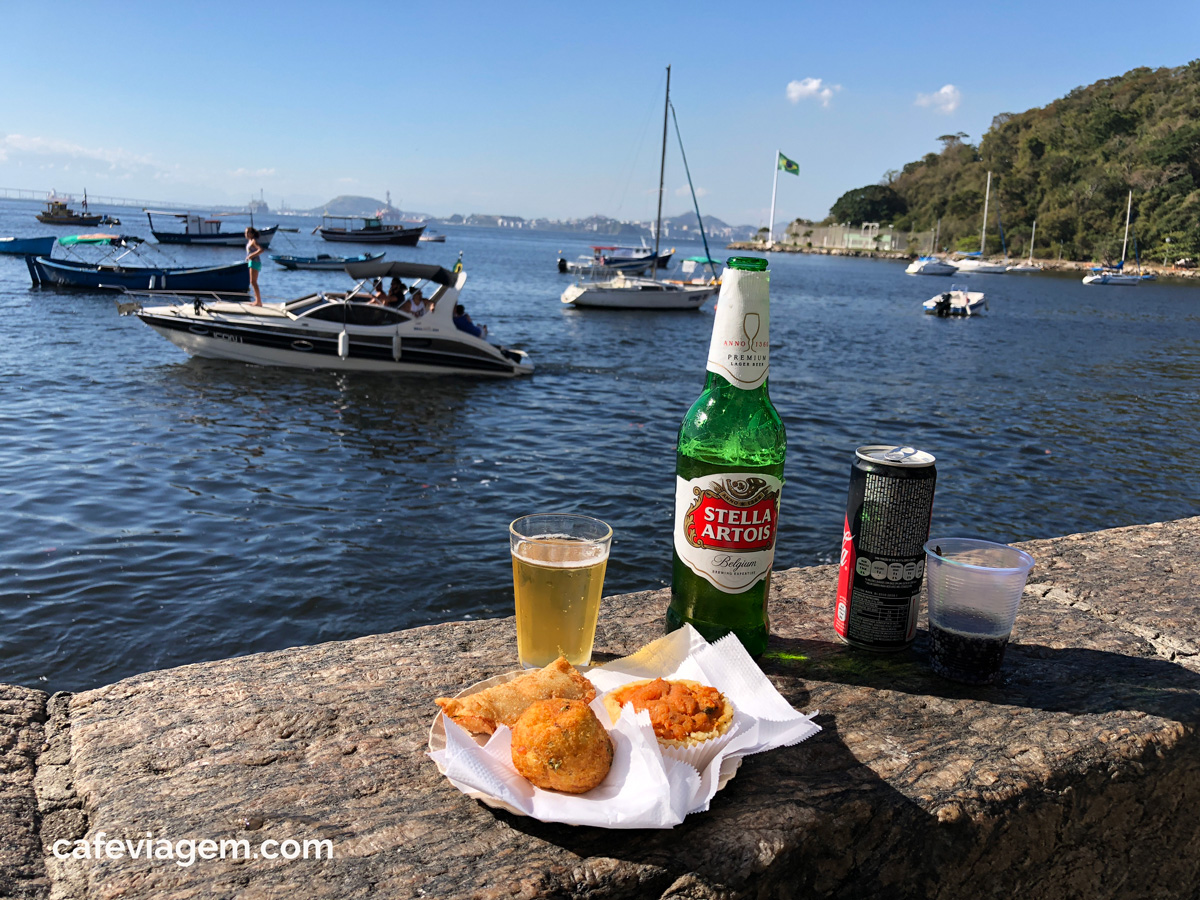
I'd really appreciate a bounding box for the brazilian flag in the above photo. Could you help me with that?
[778,153,799,175]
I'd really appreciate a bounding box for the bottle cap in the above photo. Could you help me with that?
[726,256,768,272]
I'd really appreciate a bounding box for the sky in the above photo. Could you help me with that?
[2,1,1198,227]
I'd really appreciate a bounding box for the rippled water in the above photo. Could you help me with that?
[1,198,1198,691]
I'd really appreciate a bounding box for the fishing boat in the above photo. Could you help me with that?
[36,192,103,226]
[124,260,531,377]
[923,285,987,317]
[146,210,278,247]
[561,67,718,311]
[1083,192,1143,286]
[270,251,385,271]
[952,172,1008,274]
[316,215,425,245]
[0,235,56,256]
[26,234,249,292]
[1006,220,1044,273]
[556,244,674,276]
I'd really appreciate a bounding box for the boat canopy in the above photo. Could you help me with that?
[343,260,456,286]
[58,234,143,246]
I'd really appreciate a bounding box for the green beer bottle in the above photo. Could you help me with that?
[667,257,786,657]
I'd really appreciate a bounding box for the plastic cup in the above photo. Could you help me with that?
[923,538,1035,685]
[510,514,612,669]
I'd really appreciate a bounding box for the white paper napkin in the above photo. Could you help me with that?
[429,625,820,828]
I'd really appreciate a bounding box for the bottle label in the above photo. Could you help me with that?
[674,473,782,592]
[706,268,770,390]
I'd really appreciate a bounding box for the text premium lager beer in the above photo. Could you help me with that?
[667,257,785,657]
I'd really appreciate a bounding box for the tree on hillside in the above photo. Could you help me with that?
[828,185,907,225]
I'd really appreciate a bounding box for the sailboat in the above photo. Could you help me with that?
[561,66,718,311]
[952,171,1008,274]
[1006,219,1044,273]
[1083,192,1141,285]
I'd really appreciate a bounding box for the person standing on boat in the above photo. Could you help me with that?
[245,227,264,306]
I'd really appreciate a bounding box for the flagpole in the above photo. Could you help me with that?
[767,150,779,245]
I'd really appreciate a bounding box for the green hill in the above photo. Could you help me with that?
[832,61,1200,262]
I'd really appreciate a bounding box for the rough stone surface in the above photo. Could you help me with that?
[0,684,48,900]
[0,518,1197,899]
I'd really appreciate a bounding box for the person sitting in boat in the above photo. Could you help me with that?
[370,278,388,302]
[452,303,487,338]
[401,287,429,317]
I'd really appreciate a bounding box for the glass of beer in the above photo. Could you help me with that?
[510,514,612,669]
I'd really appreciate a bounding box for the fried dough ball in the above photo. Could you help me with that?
[510,699,614,794]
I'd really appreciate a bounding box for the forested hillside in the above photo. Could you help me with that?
[832,62,1200,261]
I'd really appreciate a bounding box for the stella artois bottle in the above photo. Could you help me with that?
[668,257,785,658]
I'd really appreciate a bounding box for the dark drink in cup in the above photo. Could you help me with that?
[927,612,1009,685]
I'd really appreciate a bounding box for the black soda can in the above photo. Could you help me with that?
[834,445,937,651]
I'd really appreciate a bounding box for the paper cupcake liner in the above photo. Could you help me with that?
[657,710,743,773]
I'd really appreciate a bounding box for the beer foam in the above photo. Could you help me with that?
[514,536,609,568]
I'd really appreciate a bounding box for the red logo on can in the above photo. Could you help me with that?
[835,515,854,637]
[682,477,778,552]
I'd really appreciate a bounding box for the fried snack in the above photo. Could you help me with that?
[510,699,614,794]
[435,656,596,735]
[603,678,733,748]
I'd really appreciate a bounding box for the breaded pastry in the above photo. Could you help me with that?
[435,656,596,735]
[510,699,614,794]
[603,678,733,748]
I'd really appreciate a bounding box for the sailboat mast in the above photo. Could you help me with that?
[1029,220,1037,264]
[1120,190,1131,263]
[934,218,940,255]
[979,171,991,256]
[651,65,670,281]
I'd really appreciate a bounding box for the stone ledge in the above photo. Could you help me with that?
[0,518,1197,899]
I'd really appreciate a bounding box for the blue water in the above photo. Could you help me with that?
[1,198,1198,691]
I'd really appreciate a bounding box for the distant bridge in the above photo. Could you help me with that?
[0,187,211,211]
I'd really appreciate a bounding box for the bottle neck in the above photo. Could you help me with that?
[706,267,770,390]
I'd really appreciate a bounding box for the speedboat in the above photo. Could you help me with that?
[26,234,249,292]
[124,260,532,377]
[561,270,716,310]
[951,254,1009,274]
[1082,267,1141,285]
[905,256,957,276]
[923,285,987,316]
[418,231,447,243]
[270,251,385,270]
[557,244,673,276]
[146,210,278,247]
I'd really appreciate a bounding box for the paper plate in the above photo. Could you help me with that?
[428,669,742,818]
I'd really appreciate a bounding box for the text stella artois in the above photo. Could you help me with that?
[668,257,785,658]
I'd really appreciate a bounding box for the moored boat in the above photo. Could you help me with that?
[905,256,957,276]
[146,210,278,247]
[270,251,386,271]
[317,215,425,245]
[124,260,531,377]
[418,231,447,243]
[1082,192,1144,286]
[26,234,250,292]
[36,194,102,226]
[556,244,674,275]
[0,235,56,256]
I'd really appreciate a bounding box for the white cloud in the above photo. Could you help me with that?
[786,78,840,108]
[674,184,708,198]
[232,167,276,178]
[915,85,962,114]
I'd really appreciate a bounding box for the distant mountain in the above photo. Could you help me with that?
[307,195,432,220]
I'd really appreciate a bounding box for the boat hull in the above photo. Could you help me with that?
[319,225,425,245]
[36,214,103,226]
[136,310,531,377]
[152,225,278,248]
[561,280,716,310]
[905,258,957,276]
[0,236,56,256]
[952,259,1008,274]
[270,252,386,270]
[27,257,250,292]
[1082,273,1141,285]
[923,290,987,316]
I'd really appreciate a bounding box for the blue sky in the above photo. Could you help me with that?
[2,1,1197,226]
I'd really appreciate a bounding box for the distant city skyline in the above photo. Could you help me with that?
[2,1,1197,227]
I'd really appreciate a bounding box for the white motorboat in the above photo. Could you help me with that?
[556,244,674,276]
[560,66,718,311]
[905,256,957,276]
[1007,219,1044,272]
[561,271,717,309]
[124,260,532,377]
[923,285,987,316]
